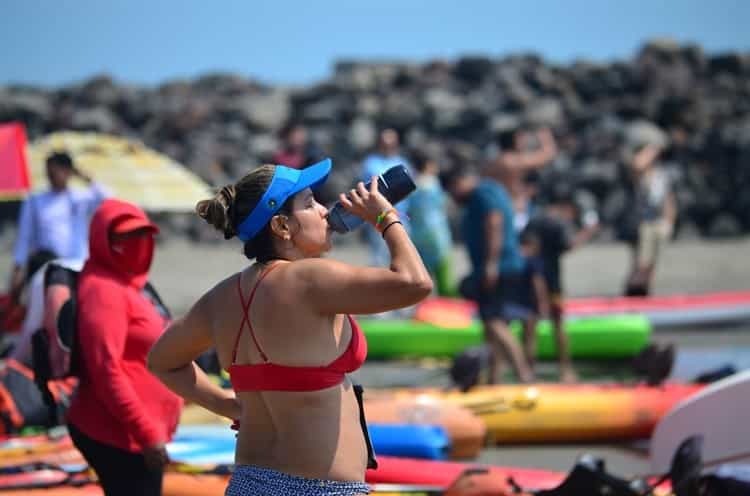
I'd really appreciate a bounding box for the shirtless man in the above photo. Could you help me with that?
[484,127,558,232]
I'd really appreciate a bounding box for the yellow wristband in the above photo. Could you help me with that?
[375,208,397,229]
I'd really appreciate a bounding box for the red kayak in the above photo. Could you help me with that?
[367,455,565,489]
[566,290,750,327]
[416,291,750,329]
[367,456,677,495]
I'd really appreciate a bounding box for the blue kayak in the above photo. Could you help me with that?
[367,424,449,460]
[168,423,450,463]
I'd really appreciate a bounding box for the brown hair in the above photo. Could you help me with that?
[196,165,293,262]
[46,151,74,169]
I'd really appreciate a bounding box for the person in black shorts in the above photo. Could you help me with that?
[522,185,599,383]
[443,166,533,384]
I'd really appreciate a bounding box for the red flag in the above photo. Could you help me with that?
[0,122,30,198]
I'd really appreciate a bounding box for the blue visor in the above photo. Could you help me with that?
[236,159,332,242]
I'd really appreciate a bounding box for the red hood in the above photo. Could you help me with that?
[84,198,154,289]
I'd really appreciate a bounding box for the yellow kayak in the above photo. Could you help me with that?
[376,382,703,443]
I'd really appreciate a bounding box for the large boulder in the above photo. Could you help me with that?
[70,106,121,133]
[229,90,290,131]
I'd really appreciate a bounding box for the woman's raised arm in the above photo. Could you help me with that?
[289,179,433,315]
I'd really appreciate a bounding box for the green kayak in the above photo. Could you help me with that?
[360,315,651,359]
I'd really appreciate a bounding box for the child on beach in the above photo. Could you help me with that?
[521,184,600,383]
[514,229,551,378]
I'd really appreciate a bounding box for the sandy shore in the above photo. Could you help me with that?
[146,236,750,315]
[2,225,748,314]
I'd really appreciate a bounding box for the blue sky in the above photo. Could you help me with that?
[2,0,749,87]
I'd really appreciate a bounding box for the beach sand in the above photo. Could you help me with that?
[149,236,750,314]
[3,233,749,478]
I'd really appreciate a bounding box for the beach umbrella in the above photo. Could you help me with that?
[26,131,213,213]
[0,122,31,200]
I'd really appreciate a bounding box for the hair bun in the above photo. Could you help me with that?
[219,185,236,206]
[196,184,237,239]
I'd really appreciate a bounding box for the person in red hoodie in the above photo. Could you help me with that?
[66,198,182,496]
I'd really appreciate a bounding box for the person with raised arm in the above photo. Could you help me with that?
[7,152,108,303]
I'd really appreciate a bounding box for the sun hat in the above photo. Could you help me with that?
[237,158,332,242]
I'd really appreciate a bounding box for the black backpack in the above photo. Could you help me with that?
[449,345,492,392]
[30,263,170,425]
[0,358,76,433]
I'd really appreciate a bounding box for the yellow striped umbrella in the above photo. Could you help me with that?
[27,131,213,213]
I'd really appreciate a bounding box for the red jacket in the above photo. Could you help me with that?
[67,199,182,452]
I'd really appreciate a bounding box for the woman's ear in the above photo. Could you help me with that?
[269,214,291,241]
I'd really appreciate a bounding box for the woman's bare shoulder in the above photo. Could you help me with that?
[277,258,357,303]
[204,271,240,297]
[190,270,246,316]
[286,257,354,277]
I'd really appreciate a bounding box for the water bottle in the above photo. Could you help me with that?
[327,164,416,233]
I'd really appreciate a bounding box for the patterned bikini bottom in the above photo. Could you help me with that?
[224,464,371,496]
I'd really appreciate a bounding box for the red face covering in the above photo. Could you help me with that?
[110,234,154,275]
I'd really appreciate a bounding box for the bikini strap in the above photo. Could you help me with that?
[232,263,281,364]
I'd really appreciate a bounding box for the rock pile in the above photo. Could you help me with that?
[2,40,749,237]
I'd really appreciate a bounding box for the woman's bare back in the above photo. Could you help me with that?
[207,262,368,480]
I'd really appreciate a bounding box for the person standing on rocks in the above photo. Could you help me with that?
[7,152,108,303]
[441,165,533,384]
[484,127,558,233]
[359,129,412,268]
[620,143,677,296]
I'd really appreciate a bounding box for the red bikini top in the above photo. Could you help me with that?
[228,264,368,392]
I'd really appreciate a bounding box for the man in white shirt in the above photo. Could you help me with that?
[7,152,108,302]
